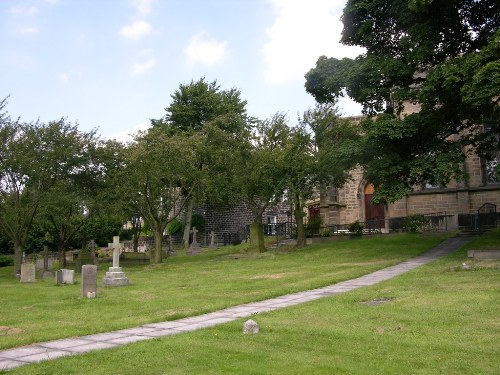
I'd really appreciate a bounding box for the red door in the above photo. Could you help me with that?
[364,184,385,228]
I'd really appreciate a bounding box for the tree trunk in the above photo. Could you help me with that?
[182,198,194,249]
[57,243,67,268]
[294,193,307,247]
[13,242,23,277]
[249,207,266,253]
[152,230,163,264]
[133,232,139,252]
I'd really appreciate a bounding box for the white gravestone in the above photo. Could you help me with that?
[103,236,130,286]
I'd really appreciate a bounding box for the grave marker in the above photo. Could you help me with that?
[81,265,97,298]
[187,227,202,255]
[20,263,36,283]
[103,236,130,286]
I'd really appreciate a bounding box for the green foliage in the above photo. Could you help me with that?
[305,1,500,203]
[319,227,331,237]
[190,214,205,233]
[0,254,13,267]
[305,215,322,237]
[403,214,426,233]
[166,218,184,236]
[348,220,364,236]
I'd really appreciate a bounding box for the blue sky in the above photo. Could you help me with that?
[1,0,364,142]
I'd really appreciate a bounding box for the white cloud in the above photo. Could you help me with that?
[132,58,156,75]
[262,0,364,84]
[108,122,151,143]
[119,20,152,40]
[16,26,39,35]
[9,6,38,16]
[132,0,157,15]
[57,71,83,83]
[184,32,228,66]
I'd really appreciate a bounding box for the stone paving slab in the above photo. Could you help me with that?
[0,236,471,371]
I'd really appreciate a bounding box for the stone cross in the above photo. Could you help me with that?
[88,239,97,263]
[191,227,198,245]
[112,236,121,268]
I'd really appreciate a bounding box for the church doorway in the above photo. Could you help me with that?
[364,184,385,228]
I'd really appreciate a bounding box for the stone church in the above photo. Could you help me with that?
[309,113,500,232]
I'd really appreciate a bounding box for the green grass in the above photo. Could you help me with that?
[0,233,447,350]
[2,231,500,374]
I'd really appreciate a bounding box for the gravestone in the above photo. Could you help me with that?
[187,227,202,255]
[167,235,177,256]
[20,263,36,283]
[209,231,217,249]
[55,269,75,284]
[76,243,95,271]
[81,264,97,298]
[88,240,97,264]
[102,236,129,286]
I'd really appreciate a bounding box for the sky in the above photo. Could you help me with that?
[1,0,364,142]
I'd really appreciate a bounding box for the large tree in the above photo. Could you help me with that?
[152,78,250,248]
[0,99,99,276]
[123,128,203,263]
[305,0,499,202]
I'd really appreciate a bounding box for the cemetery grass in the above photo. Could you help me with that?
[4,230,499,375]
[0,233,451,351]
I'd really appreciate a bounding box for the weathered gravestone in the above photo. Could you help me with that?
[103,236,129,287]
[81,264,97,298]
[20,263,36,283]
[55,269,75,284]
[209,231,217,249]
[187,227,202,255]
[167,235,177,256]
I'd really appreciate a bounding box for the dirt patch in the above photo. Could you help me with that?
[252,272,302,280]
[0,326,23,336]
[360,297,392,306]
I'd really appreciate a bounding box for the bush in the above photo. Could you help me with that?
[191,214,205,233]
[320,227,331,237]
[348,220,364,236]
[403,214,425,233]
[0,254,13,267]
[305,216,322,237]
[166,218,183,235]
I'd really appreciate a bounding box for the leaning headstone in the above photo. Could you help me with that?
[81,264,97,298]
[103,236,129,287]
[187,227,202,255]
[56,269,75,285]
[243,319,260,334]
[20,263,36,283]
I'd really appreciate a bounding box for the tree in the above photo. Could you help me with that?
[123,128,203,263]
[152,78,250,248]
[238,114,289,253]
[0,99,99,276]
[305,0,499,202]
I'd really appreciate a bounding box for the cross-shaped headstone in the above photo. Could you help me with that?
[112,236,121,268]
[209,231,216,248]
[191,227,198,245]
[88,239,97,263]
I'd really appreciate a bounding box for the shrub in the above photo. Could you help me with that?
[320,227,331,237]
[403,214,425,233]
[348,220,364,236]
[191,214,205,233]
[0,254,13,267]
[305,216,322,237]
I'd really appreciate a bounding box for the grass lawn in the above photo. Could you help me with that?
[2,230,499,374]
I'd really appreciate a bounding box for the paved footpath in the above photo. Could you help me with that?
[0,236,471,371]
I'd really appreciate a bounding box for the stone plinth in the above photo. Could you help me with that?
[103,267,129,286]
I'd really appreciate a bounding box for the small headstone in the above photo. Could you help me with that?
[20,263,36,283]
[243,319,259,334]
[56,269,75,284]
[209,231,217,249]
[187,226,202,255]
[81,264,97,298]
[41,246,52,279]
[103,236,129,287]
